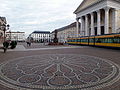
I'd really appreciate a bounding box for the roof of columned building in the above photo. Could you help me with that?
[32,31,50,34]
[74,0,120,14]
[52,22,78,33]
[6,31,25,33]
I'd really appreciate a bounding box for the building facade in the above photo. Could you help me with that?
[6,31,25,42]
[75,0,120,37]
[0,17,7,43]
[51,22,78,43]
[30,31,51,43]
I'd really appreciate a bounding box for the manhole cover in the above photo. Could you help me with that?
[0,54,120,90]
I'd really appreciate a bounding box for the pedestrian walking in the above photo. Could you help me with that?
[26,41,31,46]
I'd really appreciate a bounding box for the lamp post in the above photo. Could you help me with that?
[43,35,45,45]
[5,24,10,42]
[9,29,11,41]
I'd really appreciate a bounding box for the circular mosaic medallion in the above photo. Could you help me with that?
[0,54,120,90]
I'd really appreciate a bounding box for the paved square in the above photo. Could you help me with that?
[0,44,120,90]
[0,54,120,90]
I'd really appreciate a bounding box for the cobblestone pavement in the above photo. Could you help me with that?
[0,44,120,90]
[18,42,69,49]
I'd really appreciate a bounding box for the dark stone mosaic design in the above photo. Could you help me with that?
[0,54,120,90]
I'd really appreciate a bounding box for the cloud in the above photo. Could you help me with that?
[0,0,83,36]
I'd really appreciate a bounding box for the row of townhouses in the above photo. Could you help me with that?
[51,22,78,43]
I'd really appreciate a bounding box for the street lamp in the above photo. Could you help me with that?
[9,29,11,41]
[43,35,45,45]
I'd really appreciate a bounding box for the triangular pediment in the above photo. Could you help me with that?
[74,0,100,14]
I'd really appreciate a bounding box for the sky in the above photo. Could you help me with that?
[0,0,83,36]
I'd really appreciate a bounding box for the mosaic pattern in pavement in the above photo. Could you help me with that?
[0,54,120,90]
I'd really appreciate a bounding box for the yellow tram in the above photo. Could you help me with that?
[67,33,120,49]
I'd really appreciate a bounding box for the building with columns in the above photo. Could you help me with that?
[75,0,120,37]
[29,31,51,43]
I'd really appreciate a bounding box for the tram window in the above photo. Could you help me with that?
[83,39,85,42]
[96,38,101,43]
[81,39,83,42]
[76,39,78,42]
[89,38,94,43]
[102,38,113,43]
[74,39,76,42]
[84,39,86,42]
[82,39,84,42]
[86,39,88,42]
[108,38,113,43]
[78,39,81,42]
[73,39,75,42]
[95,38,98,43]
[101,38,108,43]
[99,38,103,43]
[117,38,120,43]
[104,38,108,43]
[81,39,84,42]
[81,39,88,42]
[113,38,120,43]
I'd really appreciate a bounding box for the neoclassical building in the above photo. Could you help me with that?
[75,0,120,37]
[29,31,51,43]
[6,31,25,42]
[51,22,78,43]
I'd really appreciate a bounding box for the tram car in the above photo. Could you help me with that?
[67,33,120,49]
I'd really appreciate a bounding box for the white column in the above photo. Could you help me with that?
[83,17,85,36]
[105,7,110,34]
[112,9,117,33]
[76,18,79,37]
[80,17,83,36]
[91,12,94,35]
[85,15,88,36]
[97,10,101,35]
